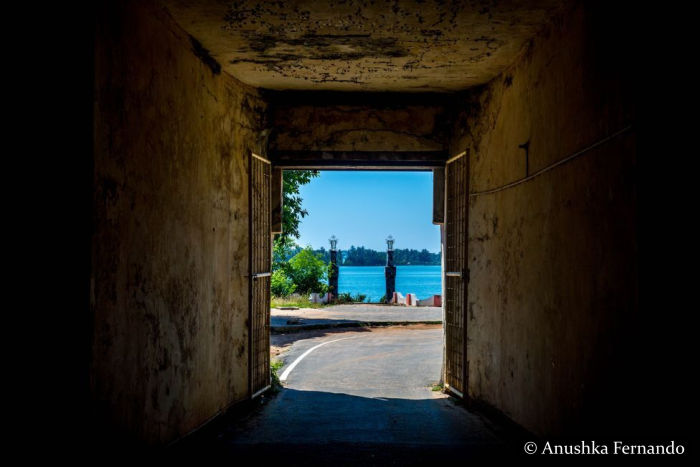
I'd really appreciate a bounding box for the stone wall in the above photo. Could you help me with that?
[449,1,638,436]
[91,0,267,444]
[269,93,450,152]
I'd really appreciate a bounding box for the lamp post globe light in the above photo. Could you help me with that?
[385,235,396,303]
[328,235,339,301]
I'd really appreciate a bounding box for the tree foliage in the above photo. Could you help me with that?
[271,269,296,297]
[286,247,328,295]
[271,170,322,297]
[276,245,440,266]
[272,242,328,297]
[341,246,385,265]
[273,235,298,272]
[341,246,440,266]
[279,170,320,242]
[393,248,439,265]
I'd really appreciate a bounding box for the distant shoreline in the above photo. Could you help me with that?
[289,246,441,267]
[340,264,441,267]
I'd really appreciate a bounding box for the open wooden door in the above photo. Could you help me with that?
[444,151,469,398]
[249,152,271,398]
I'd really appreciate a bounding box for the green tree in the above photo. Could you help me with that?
[287,247,328,295]
[273,235,298,272]
[271,269,296,297]
[279,170,320,242]
[270,170,319,298]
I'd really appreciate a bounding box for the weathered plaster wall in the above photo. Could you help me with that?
[270,95,449,152]
[91,0,267,444]
[450,1,637,436]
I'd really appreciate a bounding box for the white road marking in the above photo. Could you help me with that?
[279,337,356,382]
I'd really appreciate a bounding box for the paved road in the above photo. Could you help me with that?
[271,304,442,331]
[176,327,520,464]
[277,327,443,398]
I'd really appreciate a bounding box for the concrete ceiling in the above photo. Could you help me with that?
[163,0,567,92]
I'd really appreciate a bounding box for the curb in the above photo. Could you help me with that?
[271,320,443,334]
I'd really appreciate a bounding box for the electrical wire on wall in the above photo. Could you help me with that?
[469,124,634,197]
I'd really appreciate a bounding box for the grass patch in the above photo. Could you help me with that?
[269,359,285,394]
[334,292,368,304]
[431,382,444,392]
[271,294,327,309]
[271,292,374,308]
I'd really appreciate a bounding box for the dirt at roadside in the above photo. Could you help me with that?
[270,323,442,360]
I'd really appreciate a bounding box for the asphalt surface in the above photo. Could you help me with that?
[271,304,442,332]
[175,327,521,464]
[277,327,443,397]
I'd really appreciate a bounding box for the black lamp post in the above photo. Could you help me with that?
[385,235,396,303]
[329,235,339,300]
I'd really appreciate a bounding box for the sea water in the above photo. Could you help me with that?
[337,265,441,302]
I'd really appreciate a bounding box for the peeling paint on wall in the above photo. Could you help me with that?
[163,0,566,91]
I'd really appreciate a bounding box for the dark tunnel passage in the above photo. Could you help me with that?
[89,0,690,460]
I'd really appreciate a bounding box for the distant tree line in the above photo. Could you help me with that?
[281,245,440,266]
[341,246,440,265]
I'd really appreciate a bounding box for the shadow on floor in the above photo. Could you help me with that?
[170,389,531,464]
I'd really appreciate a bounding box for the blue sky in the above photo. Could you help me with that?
[295,171,441,253]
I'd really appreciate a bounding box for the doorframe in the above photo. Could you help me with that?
[255,149,469,399]
[270,150,446,170]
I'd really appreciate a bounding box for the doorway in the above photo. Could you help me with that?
[249,150,470,400]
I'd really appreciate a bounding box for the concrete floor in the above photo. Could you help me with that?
[173,327,525,464]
